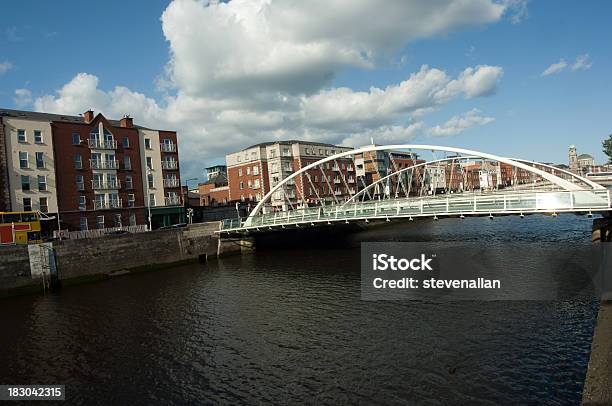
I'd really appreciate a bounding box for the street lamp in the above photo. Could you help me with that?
[146,167,152,231]
[184,177,198,223]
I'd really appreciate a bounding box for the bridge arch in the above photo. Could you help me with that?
[248,144,594,218]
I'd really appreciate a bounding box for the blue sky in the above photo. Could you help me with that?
[1,0,610,179]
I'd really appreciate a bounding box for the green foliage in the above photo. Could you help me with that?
[604,134,612,164]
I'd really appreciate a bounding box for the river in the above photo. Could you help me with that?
[0,214,600,405]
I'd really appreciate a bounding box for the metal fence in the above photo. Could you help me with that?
[55,225,147,240]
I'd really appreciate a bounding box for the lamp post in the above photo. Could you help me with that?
[183,177,197,224]
[146,167,153,231]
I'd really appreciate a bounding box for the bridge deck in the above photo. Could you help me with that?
[220,189,612,234]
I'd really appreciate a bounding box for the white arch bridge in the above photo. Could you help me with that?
[219,145,611,235]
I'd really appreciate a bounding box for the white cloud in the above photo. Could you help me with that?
[25,0,513,177]
[542,54,593,76]
[160,0,506,97]
[13,88,32,107]
[503,0,529,24]
[0,61,12,74]
[542,59,567,76]
[571,54,593,71]
[428,109,495,137]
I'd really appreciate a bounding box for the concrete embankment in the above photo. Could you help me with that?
[583,214,612,405]
[0,221,249,298]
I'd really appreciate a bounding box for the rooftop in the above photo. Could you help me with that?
[578,153,594,159]
[242,139,351,151]
[0,107,153,130]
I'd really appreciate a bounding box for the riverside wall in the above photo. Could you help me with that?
[0,222,223,297]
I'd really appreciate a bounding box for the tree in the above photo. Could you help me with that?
[604,134,612,164]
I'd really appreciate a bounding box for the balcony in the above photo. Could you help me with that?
[332,165,340,171]
[88,139,117,149]
[348,177,355,183]
[165,196,182,206]
[160,143,177,152]
[163,178,181,188]
[92,179,121,190]
[161,160,178,170]
[94,199,122,210]
[90,159,119,170]
[333,178,341,184]
[334,190,343,196]
[347,165,354,171]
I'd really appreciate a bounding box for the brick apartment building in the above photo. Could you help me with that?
[198,165,230,207]
[226,141,355,211]
[0,108,183,231]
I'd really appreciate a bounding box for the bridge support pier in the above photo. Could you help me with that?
[592,214,612,242]
[583,213,612,405]
[217,236,256,258]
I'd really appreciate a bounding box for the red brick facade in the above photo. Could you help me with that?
[51,114,146,230]
[0,116,10,211]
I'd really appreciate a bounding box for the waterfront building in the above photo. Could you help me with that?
[226,141,355,211]
[0,108,183,231]
[198,165,230,206]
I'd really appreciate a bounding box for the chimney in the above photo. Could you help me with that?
[119,114,133,128]
[83,109,94,123]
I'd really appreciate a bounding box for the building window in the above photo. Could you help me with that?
[74,154,82,169]
[72,133,81,145]
[125,176,133,189]
[147,173,154,188]
[19,151,28,168]
[124,156,131,170]
[123,137,130,148]
[38,175,47,191]
[254,179,260,189]
[96,216,105,229]
[247,180,252,188]
[21,175,30,191]
[253,165,259,175]
[23,198,32,211]
[39,197,48,213]
[127,194,135,207]
[114,214,122,227]
[239,181,244,190]
[80,217,88,231]
[246,167,251,175]
[238,168,243,176]
[149,194,156,206]
[129,213,136,226]
[146,156,153,169]
[282,148,290,156]
[34,130,43,144]
[35,152,45,169]
[145,138,152,149]
[17,129,26,143]
[79,196,86,211]
[76,175,84,191]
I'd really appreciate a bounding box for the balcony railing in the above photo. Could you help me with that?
[334,190,343,196]
[92,179,121,190]
[94,199,123,210]
[347,165,354,171]
[163,178,181,188]
[348,177,355,183]
[333,178,341,184]
[332,165,340,171]
[165,196,182,206]
[160,143,177,152]
[88,139,117,149]
[90,159,119,170]
[161,161,178,170]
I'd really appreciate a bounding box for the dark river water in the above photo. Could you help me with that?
[0,214,601,405]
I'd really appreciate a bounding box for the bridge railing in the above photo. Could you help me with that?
[220,189,611,232]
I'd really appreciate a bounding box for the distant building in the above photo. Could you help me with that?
[569,145,596,175]
[226,140,355,211]
[198,165,229,207]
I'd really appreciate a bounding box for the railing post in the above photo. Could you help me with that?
[273,212,277,224]
[503,194,507,210]
[420,198,423,214]
[445,197,449,213]
[608,189,611,208]
[374,202,378,216]
[473,195,477,212]
[396,200,400,215]
[354,203,358,217]
[571,191,575,210]
[335,206,339,219]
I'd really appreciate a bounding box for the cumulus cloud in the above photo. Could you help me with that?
[13,88,32,107]
[428,109,495,137]
[503,0,529,24]
[571,54,593,71]
[0,61,12,74]
[25,0,513,177]
[542,59,567,76]
[542,54,593,76]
